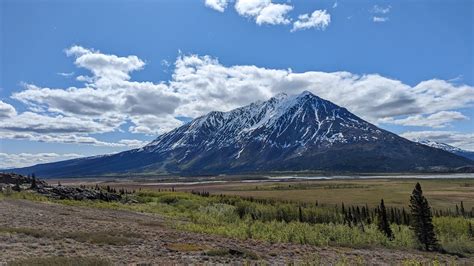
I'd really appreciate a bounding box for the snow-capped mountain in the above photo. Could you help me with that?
[9,91,473,177]
[417,140,474,161]
[142,91,386,155]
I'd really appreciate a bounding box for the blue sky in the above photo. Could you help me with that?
[0,0,473,168]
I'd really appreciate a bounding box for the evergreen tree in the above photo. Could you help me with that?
[409,183,439,251]
[377,199,393,239]
[298,205,303,223]
[30,176,37,189]
[468,222,473,238]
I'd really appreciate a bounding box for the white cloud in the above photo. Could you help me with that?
[371,5,391,14]
[0,112,114,134]
[65,45,145,86]
[57,72,74,77]
[117,139,148,148]
[380,111,469,128]
[235,0,270,17]
[128,114,183,135]
[332,2,338,9]
[401,131,474,151]
[292,10,331,32]
[4,47,474,151]
[12,46,182,136]
[0,153,84,169]
[0,100,17,119]
[373,16,389,23]
[371,5,391,23]
[235,0,293,25]
[169,54,474,127]
[0,130,148,148]
[255,3,293,25]
[205,0,229,12]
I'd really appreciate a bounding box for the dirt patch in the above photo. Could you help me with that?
[0,199,469,264]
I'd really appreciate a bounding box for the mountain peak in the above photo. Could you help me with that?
[272,92,288,100]
[9,92,473,177]
[298,90,316,97]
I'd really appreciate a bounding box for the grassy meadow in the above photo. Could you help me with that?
[158,178,474,210]
[2,178,473,257]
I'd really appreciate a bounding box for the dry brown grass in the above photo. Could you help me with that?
[8,256,111,266]
[204,179,474,209]
[166,242,208,252]
[0,227,141,246]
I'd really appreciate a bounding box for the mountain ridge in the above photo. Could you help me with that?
[416,140,474,161]
[7,91,473,177]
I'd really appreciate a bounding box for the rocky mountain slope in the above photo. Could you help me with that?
[416,140,474,161]
[8,91,473,177]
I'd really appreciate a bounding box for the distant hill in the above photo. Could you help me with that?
[8,91,473,177]
[416,140,474,161]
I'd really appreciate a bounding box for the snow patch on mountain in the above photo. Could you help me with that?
[144,91,387,154]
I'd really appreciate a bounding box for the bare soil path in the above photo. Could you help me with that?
[0,199,469,265]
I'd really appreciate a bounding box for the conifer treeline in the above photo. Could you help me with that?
[191,189,472,227]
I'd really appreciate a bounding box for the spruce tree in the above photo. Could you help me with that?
[377,199,393,239]
[468,222,473,238]
[30,176,37,189]
[409,183,439,251]
[298,205,303,223]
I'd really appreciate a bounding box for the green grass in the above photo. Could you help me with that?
[192,178,474,210]
[2,184,473,257]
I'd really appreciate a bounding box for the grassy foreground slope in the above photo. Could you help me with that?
[2,180,473,259]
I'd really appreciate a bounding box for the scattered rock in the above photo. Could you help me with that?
[0,173,122,201]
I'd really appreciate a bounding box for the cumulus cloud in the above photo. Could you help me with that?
[169,54,474,126]
[401,131,474,151]
[235,0,293,25]
[12,46,182,135]
[65,45,145,86]
[205,0,229,12]
[0,100,17,119]
[128,114,183,135]
[255,3,293,25]
[4,46,474,150]
[117,139,148,148]
[0,112,113,134]
[292,10,331,32]
[0,152,84,169]
[0,131,147,148]
[380,111,469,128]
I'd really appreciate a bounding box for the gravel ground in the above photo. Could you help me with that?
[0,199,470,265]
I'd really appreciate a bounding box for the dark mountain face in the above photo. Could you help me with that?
[8,91,473,177]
